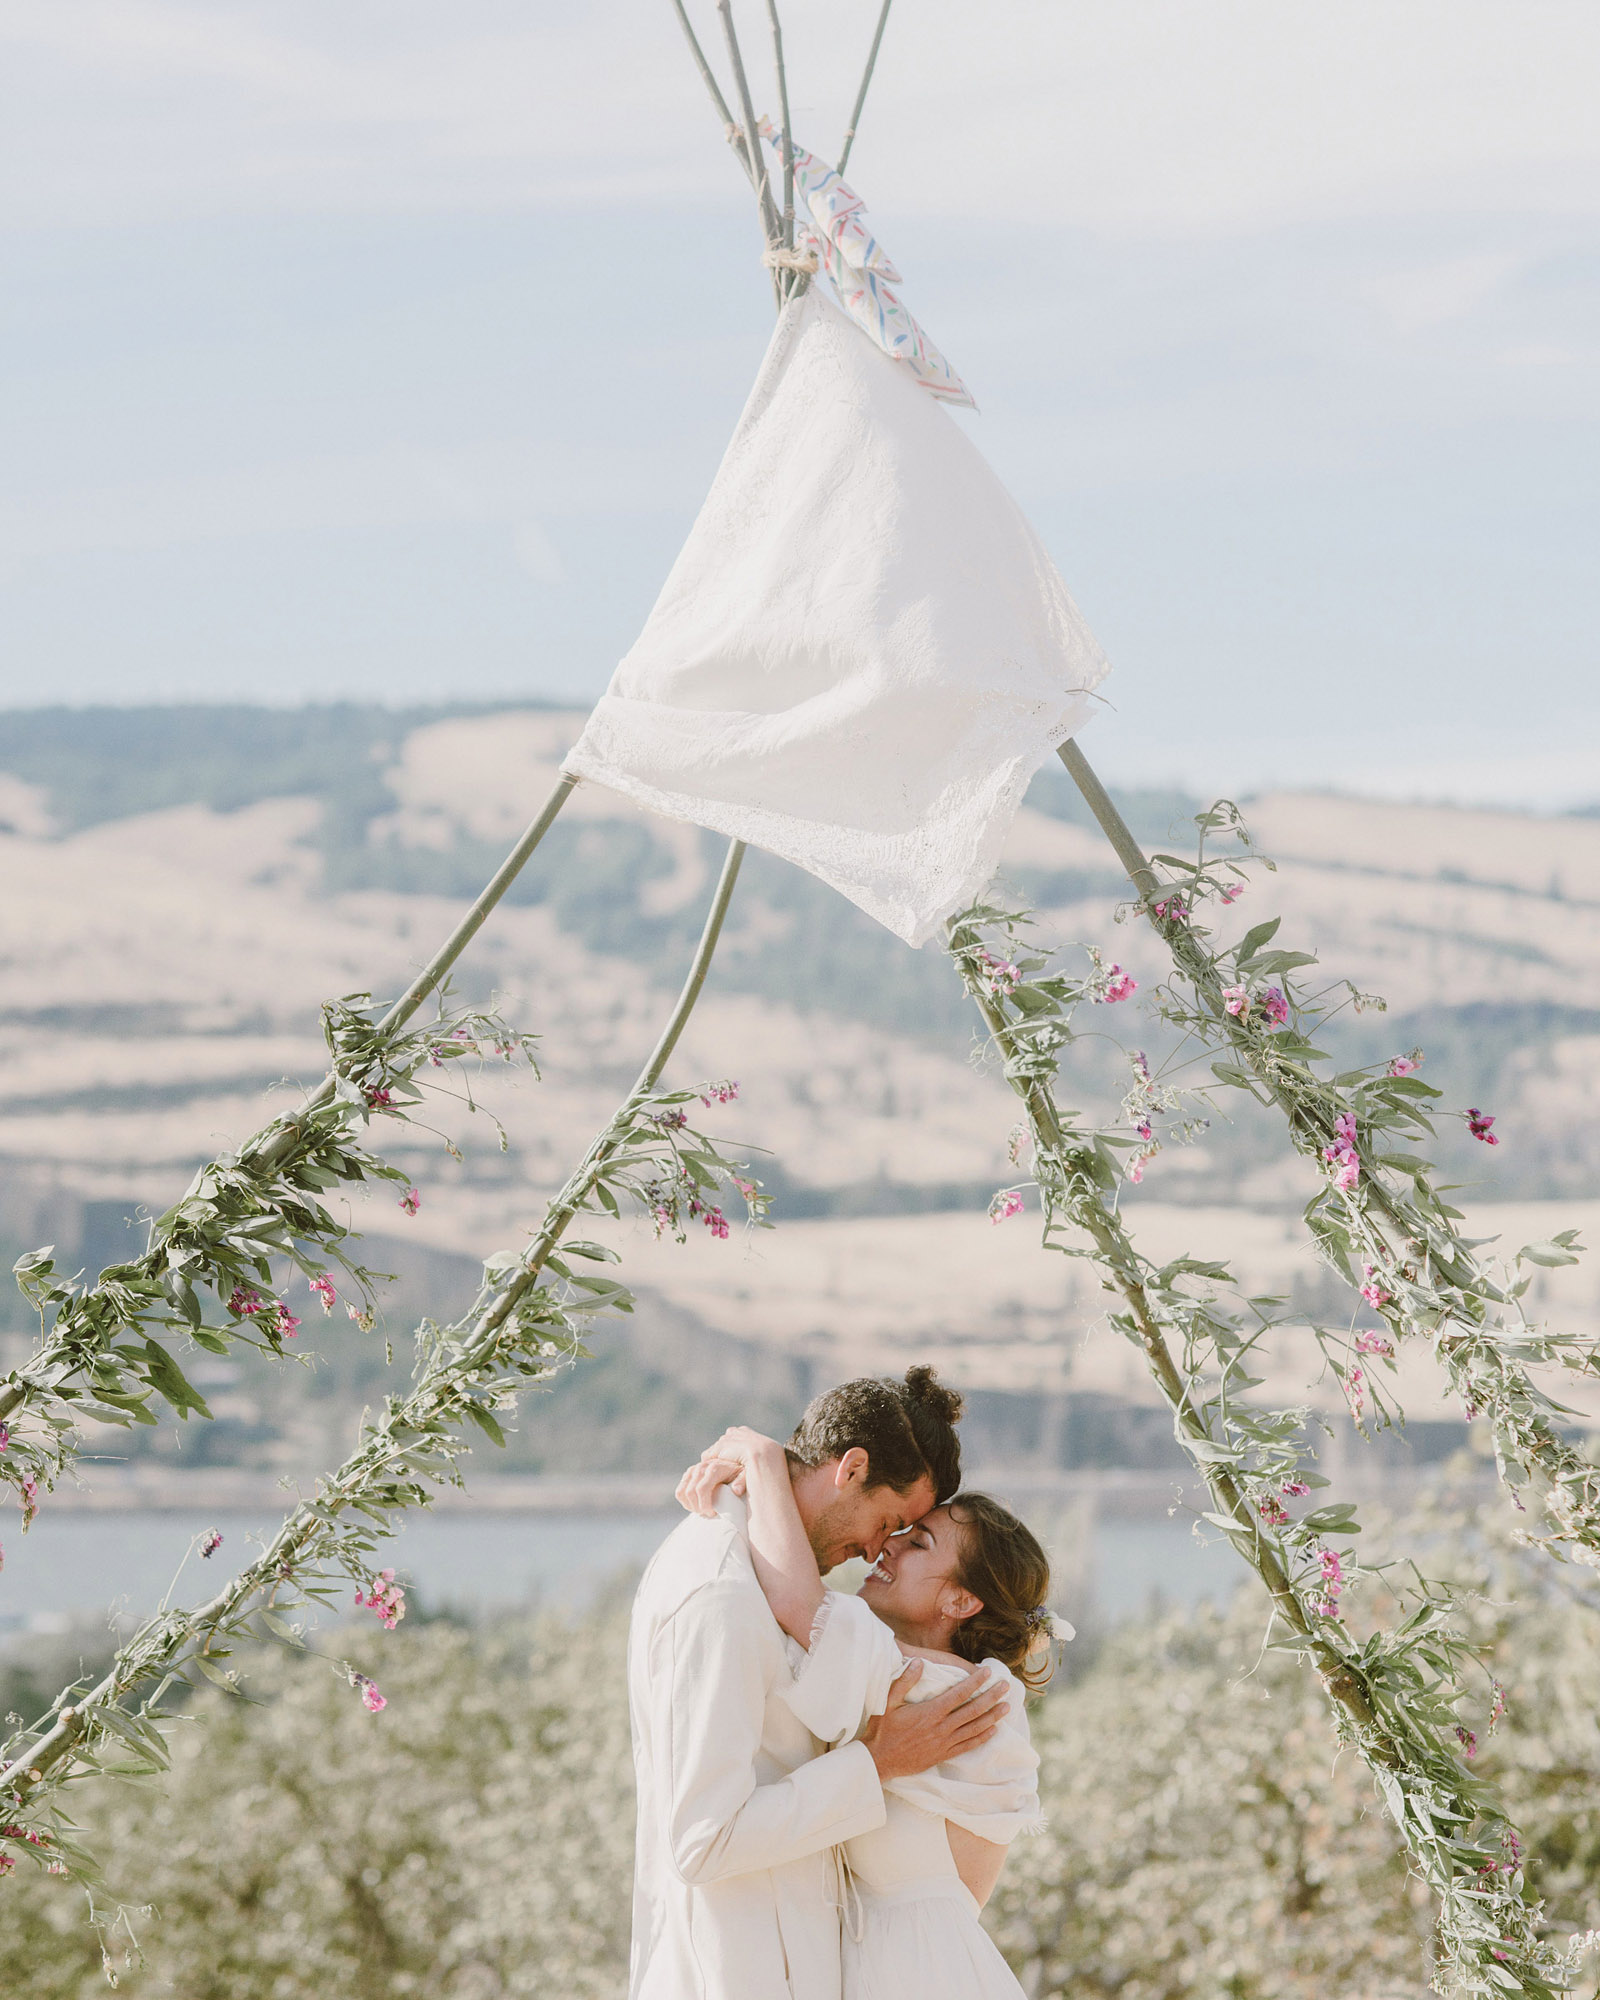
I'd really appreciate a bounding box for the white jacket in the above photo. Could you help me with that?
[628,1494,897,2000]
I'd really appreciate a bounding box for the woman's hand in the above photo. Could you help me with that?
[675,1427,783,1518]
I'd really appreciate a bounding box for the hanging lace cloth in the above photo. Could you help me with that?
[562,287,1110,948]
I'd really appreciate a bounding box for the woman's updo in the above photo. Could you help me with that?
[945,1491,1056,1691]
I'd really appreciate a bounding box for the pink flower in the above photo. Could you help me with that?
[1359,1264,1391,1312]
[1221,985,1250,1018]
[346,1303,376,1332]
[1135,1119,1153,1142]
[1127,1156,1147,1185]
[1344,1366,1365,1420]
[698,1080,740,1107]
[703,1207,730,1240]
[355,1570,407,1630]
[974,948,1021,998]
[364,1085,393,1110]
[272,1304,301,1340]
[1355,1329,1394,1358]
[1281,1480,1310,1498]
[19,1474,39,1527]
[1456,1724,1478,1758]
[1219,883,1244,905]
[1324,1112,1360,1191]
[647,1107,688,1131]
[308,1274,337,1314]
[399,1188,421,1217]
[0,1854,13,1877]
[1489,1682,1507,1731]
[1257,1494,1289,1526]
[1259,987,1289,1029]
[348,1671,387,1713]
[1131,1050,1152,1085]
[1330,1152,1360,1191]
[200,1528,223,1558]
[1388,1051,1424,1077]
[227,1285,264,1317]
[988,1189,1026,1225]
[1467,1108,1499,1145]
[1099,966,1137,1004]
[1152,895,1188,925]
[0,1423,8,1451]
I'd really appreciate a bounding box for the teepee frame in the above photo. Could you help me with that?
[3,8,1597,1992]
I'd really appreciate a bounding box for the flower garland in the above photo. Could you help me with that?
[1103,795,1600,1567]
[949,902,1576,1998]
[0,994,539,1532]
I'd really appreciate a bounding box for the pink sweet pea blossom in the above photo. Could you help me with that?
[1344,1366,1365,1421]
[399,1188,421,1217]
[364,1085,393,1110]
[19,1474,39,1527]
[309,1274,338,1314]
[1388,1051,1424,1077]
[355,1570,407,1630]
[1467,1108,1499,1145]
[1355,1329,1394,1359]
[0,1423,8,1451]
[348,1670,387,1713]
[989,1189,1026,1224]
[1219,883,1244,904]
[1127,1156,1147,1185]
[1221,985,1250,1018]
[227,1286,264,1318]
[1281,1480,1311,1498]
[1259,987,1289,1029]
[200,1528,223,1558]
[272,1303,301,1340]
[1456,1724,1478,1758]
[1489,1682,1507,1731]
[1101,967,1137,1004]
[1359,1264,1391,1311]
[1257,1494,1289,1526]
[1152,895,1188,925]
[698,1080,740,1107]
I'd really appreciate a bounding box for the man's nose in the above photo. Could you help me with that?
[862,1529,890,1561]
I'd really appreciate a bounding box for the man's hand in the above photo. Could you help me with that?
[675,1428,784,1518]
[861,1663,1008,1782]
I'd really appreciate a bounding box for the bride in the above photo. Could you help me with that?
[678,1427,1060,2000]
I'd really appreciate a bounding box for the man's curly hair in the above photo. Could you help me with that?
[786,1364,963,1502]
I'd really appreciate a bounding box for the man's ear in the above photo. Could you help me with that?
[834,1446,870,1490]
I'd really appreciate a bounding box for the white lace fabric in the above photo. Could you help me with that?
[563,288,1111,947]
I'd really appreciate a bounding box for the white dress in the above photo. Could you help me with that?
[782,1598,1041,2000]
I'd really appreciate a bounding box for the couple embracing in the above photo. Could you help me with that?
[628,1365,1057,2000]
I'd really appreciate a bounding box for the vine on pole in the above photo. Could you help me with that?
[1057,745,1600,1567]
[947,898,1580,1997]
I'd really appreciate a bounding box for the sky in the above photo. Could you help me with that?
[2,1,1597,805]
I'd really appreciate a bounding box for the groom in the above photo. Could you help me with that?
[628,1366,1005,2000]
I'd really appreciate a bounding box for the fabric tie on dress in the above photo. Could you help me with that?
[756,121,974,409]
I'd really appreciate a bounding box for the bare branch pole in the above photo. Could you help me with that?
[716,0,782,258]
[837,0,893,175]
[764,0,795,254]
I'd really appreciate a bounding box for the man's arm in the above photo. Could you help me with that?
[653,1578,1012,1888]
[654,1577,885,1888]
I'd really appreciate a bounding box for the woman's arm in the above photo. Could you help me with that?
[946,1825,1007,1909]
[679,1427,825,1647]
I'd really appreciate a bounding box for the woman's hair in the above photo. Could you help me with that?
[944,1491,1056,1691]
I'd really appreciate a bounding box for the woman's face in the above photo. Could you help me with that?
[859,1504,969,1632]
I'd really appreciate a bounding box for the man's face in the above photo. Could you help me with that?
[802,1455,939,1573]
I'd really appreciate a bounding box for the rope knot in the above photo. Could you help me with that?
[762,245,819,273]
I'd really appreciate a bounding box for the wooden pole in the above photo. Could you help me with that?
[837,0,894,175]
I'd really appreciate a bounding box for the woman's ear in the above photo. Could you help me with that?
[944,1588,983,1624]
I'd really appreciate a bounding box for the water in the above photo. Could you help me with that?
[1,1507,1239,1638]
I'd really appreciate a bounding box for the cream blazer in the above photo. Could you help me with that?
[627,1492,898,2000]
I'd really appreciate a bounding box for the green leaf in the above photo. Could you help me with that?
[1235,917,1282,962]
[1518,1242,1582,1268]
[464,1401,506,1447]
[139,1341,213,1421]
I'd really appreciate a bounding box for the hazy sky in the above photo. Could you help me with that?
[3,2,1597,804]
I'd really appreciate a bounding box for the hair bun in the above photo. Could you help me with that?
[902,1363,963,1426]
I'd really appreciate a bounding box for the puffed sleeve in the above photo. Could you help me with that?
[884,1661,1043,1842]
[777,1588,907,1744]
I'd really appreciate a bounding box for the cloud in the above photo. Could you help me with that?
[5,1,1600,234]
